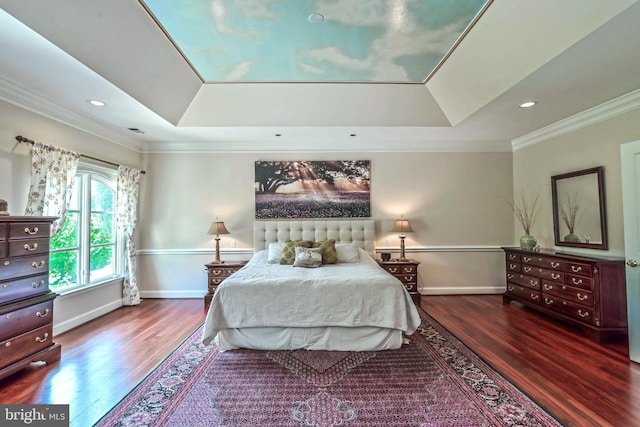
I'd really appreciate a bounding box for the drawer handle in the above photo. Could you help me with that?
[543,284,552,291]
[3,261,9,266]
[36,308,50,317]
[561,285,567,290]
[509,263,517,270]
[507,273,514,279]
[551,262,560,268]
[5,313,12,319]
[571,277,583,285]
[530,294,539,300]
[32,280,45,288]
[530,280,538,287]
[523,266,531,273]
[578,310,590,318]
[509,254,516,260]
[507,285,514,291]
[32,260,46,268]
[389,267,398,273]
[35,333,49,343]
[403,277,412,282]
[2,283,8,288]
[571,266,582,273]
[544,298,554,305]
[24,243,39,251]
[5,341,10,347]
[402,267,413,273]
[577,293,588,301]
[523,256,531,262]
[24,226,39,235]
[552,273,561,280]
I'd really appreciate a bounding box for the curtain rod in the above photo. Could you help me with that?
[15,135,146,174]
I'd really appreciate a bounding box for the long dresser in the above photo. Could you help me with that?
[502,247,627,343]
[0,216,60,381]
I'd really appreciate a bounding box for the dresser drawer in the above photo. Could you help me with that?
[540,297,595,325]
[506,284,541,304]
[542,282,594,308]
[521,255,562,270]
[506,273,540,290]
[0,273,49,303]
[505,252,521,263]
[564,262,592,278]
[564,274,592,290]
[0,300,53,341]
[521,265,564,283]
[0,242,5,258]
[506,261,521,272]
[8,222,50,240]
[0,254,50,281]
[8,237,50,257]
[0,324,53,369]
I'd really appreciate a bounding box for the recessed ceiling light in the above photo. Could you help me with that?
[308,13,324,24]
[519,101,537,108]
[350,134,357,137]
[275,133,282,137]
[88,99,106,107]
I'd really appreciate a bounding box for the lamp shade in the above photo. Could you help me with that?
[391,218,413,234]
[207,221,230,236]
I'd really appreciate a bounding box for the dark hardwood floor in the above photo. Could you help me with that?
[0,295,638,426]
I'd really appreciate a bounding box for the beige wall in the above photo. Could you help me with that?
[513,108,640,258]
[0,100,143,334]
[137,151,515,298]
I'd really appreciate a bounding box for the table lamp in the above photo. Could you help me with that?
[207,220,230,264]
[391,216,413,262]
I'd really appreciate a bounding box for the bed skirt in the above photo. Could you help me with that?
[214,326,404,352]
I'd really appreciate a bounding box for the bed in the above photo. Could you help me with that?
[202,220,421,351]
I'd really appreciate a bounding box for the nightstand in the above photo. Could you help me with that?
[204,261,247,306]
[378,259,421,304]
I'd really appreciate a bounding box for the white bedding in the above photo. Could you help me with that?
[202,248,421,350]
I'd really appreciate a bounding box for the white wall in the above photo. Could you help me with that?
[0,99,144,334]
[137,151,515,298]
[513,107,640,257]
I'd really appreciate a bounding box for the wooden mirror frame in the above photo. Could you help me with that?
[551,166,608,250]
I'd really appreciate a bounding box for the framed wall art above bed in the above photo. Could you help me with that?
[254,160,370,219]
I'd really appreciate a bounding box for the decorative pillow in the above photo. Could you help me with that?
[267,242,285,264]
[279,239,314,265]
[312,239,338,264]
[336,243,360,263]
[293,247,323,268]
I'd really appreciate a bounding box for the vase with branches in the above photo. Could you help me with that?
[560,191,582,242]
[507,190,541,250]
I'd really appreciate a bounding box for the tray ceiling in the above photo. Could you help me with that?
[141,0,489,83]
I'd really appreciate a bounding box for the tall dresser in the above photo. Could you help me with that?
[0,216,60,380]
[502,247,627,343]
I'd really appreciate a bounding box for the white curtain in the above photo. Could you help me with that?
[117,165,142,306]
[24,142,80,235]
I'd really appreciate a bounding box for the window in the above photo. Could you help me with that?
[49,164,121,293]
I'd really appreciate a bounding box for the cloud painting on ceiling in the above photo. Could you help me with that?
[141,0,489,83]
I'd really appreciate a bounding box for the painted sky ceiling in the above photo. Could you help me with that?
[141,0,489,83]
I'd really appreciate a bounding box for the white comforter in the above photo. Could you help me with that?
[202,249,421,346]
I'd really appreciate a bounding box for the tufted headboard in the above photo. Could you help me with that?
[254,220,375,258]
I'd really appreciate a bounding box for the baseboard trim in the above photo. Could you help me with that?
[53,299,122,335]
[140,290,206,299]
[419,286,505,295]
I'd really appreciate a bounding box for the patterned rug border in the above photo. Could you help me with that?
[417,307,562,425]
[94,307,563,426]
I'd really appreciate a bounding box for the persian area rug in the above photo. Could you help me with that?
[95,309,561,427]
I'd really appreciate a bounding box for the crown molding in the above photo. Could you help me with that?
[0,75,144,152]
[512,88,640,150]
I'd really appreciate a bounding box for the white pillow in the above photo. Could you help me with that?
[293,247,323,268]
[267,242,285,264]
[335,243,360,263]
